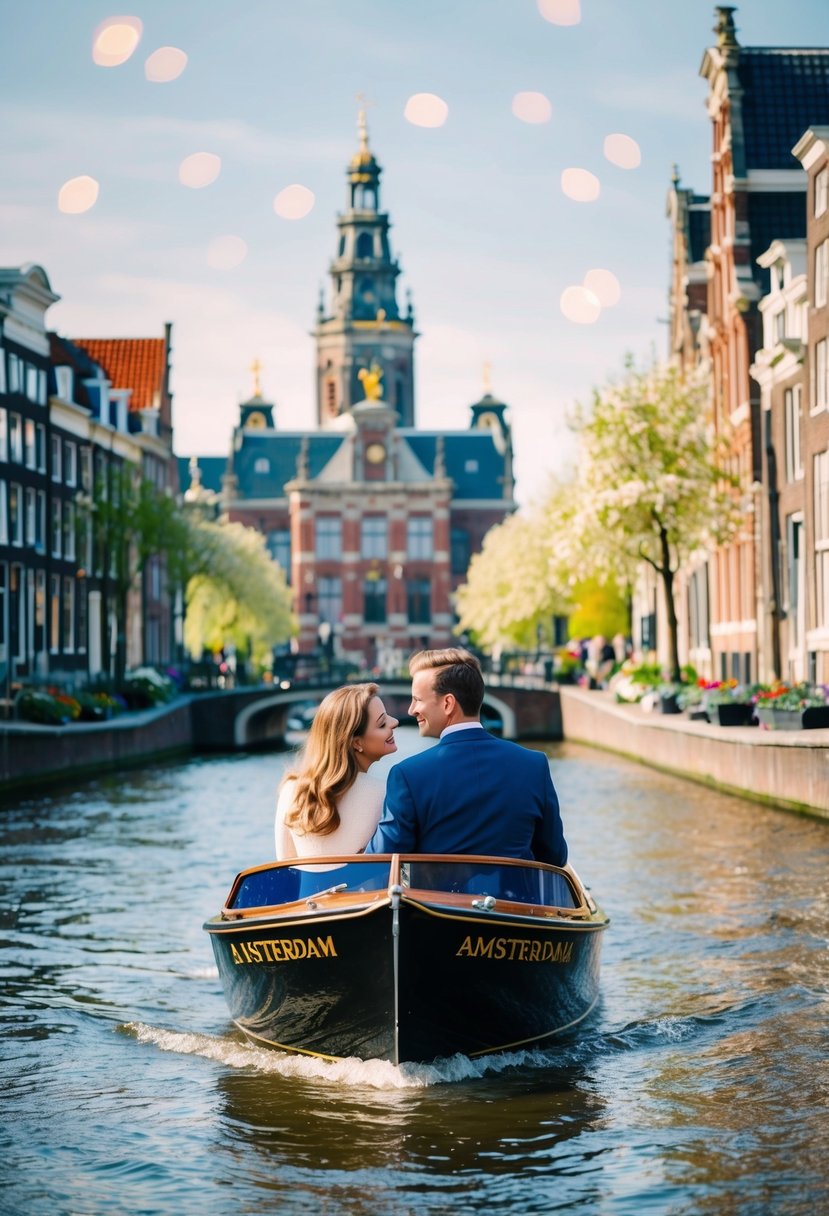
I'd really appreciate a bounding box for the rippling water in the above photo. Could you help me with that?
[1,733,828,1215]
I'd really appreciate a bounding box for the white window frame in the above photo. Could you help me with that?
[51,433,62,482]
[784,385,804,482]
[816,239,829,310]
[815,339,828,413]
[816,167,829,219]
[10,483,22,547]
[64,441,77,488]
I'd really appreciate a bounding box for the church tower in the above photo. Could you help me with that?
[314,110,417,426]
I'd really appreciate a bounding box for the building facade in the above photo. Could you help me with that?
[184,122,516,669]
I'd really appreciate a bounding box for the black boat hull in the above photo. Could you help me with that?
[206,863,607,1064]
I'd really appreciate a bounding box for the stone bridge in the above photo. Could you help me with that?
[189,677,563,751]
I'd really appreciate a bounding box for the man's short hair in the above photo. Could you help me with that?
[409,648,484,716]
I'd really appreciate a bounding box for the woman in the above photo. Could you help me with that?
[275,683,398,859]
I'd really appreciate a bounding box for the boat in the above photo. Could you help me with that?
[204,854,609,1065]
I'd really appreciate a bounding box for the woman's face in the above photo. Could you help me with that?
[354,696,398,770]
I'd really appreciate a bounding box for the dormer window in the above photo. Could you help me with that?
[254,457,270,474]
[464,459,479,474]
[773,309,786,344]
[774,263,785,291]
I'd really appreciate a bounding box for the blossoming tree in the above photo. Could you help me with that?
[183,517,294,672]
[570,359,739,682]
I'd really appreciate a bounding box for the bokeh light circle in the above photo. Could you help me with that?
[603,133,642,170]
[511,92,553,124]
[145,47,188,83]
[560,285,601,325]
[561,168,600,202]
[178,152,221,189]
[273,184,315,220]
[207,235,248,270]
[92,16,142,67]
[537,0,581,26]
[584,269,621,307]
[58,176,100,214]
[403,93,449,128]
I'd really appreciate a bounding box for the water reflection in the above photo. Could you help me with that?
[1,740,828,1215]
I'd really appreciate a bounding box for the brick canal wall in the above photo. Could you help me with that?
[559,686,829,820]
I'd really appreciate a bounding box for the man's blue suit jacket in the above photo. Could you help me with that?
[365,727,567,864]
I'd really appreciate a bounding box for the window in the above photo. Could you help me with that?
[815,450,829,628]
[0,481,6,545]
[464,459,479,474]
[816,239,829,309]
[815,339,828,412]
[406,577,431,624]
[24,419,36,469]
[0,409,6,461]
[9,484,22,546]
[62,576,74,653]
[35,570,46,657]
[0,349,5,394]
[35,423,46,472]
[9,414,22,463]
[7,353,21,393]
[63,501,76,560]
[64,441,77,487]
[356,232,373,258]
[254,457,270,474]
[361,515,387,559]
[25,488,36,546]
[267,528,291,581]
[80,446,92,491]
[26,365,39,402]
[51,499,62,558]
[76,575,86,654]
[36,490,45,553]
[784,386,803,481]
[407,516,433,560]
[363,576,387,623]
[49,574,60,653]
[51,433,62,482]
[315,516,342,560]
[773,308,786,344]
[816,167,829,219]
[318,576,342,625]
[10,564,24,662]
[451,527,470,575]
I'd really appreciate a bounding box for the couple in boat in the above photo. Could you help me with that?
[275,647,568,866]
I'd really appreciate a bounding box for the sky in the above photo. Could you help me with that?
[2,0,826,507]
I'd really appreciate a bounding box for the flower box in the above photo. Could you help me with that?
[658,692,682,714]
[715,702,755,727]
[755,706,803,731]
[802,705,829,730]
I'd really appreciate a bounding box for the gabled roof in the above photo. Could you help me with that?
[738,49,829,169]
[403,431,508,500]
[70,337,166,411]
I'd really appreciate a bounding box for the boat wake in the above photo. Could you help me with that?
[121,1021,577,1089]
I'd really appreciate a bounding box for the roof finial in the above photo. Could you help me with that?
[671,163,681,187]
[714,6,738,49]
[355,92,375,151]
[249,357,262,398]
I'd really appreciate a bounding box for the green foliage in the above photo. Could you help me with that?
[183,518,295,667]
[16,688,80,725]
[567,577,629,639]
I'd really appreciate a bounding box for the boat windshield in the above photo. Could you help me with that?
[228,859,393,911]
[403,860,578,909]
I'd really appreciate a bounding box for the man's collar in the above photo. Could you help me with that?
[440,721,485,739]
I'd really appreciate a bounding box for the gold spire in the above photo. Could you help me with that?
[249,357,262,398]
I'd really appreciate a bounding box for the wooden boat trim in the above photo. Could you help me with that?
[400,897,608,932]
[218,854,596,921]
[205,898,389,934]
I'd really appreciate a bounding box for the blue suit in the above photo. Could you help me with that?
[365,727,567,864]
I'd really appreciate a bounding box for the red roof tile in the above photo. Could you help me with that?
[71,337,166,412]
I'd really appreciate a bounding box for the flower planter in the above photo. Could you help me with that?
[802,705,829,729]
[755,706,802,731]
[658,693,682,715]
[715,702,756,727]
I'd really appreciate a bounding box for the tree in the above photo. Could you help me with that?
[79,462,190,682]
[183,518,294,673]
[570,359,740,681]
[455,487,573,652]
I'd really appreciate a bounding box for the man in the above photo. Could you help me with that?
[365,648,567,863]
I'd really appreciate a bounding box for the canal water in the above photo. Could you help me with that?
[1,733,828,1215]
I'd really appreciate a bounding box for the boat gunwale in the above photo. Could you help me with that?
[210,854,607,930]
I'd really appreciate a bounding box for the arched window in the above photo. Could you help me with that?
[356,232,373,259]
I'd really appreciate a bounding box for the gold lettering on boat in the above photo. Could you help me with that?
[230,935,337,965]
[456,935,573,964]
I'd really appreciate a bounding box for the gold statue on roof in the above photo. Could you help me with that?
[358,361,384,401]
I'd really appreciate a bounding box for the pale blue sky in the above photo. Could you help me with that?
[2,1,826,504]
